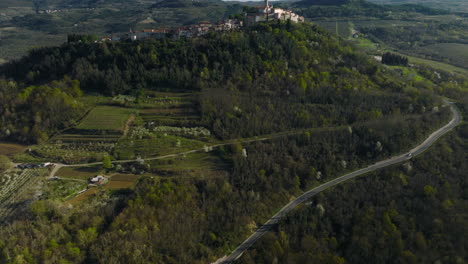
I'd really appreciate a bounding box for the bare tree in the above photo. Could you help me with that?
[32,0,48,14]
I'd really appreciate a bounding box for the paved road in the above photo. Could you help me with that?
[218,101,462,264]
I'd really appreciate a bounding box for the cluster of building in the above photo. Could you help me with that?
[102,19,243,42]
[100,0,303,42]
[245,0,305,26]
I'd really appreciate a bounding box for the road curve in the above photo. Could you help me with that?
[219,101,461,264]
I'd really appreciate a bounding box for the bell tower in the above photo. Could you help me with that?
[264,0,272,12]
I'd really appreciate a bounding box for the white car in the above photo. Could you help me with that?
[406,153,413,159]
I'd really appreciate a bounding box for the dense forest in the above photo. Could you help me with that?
[238,122,467,264]
[0,77,84,143]
[0,22,443,143]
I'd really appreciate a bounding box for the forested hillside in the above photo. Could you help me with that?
[237,121,468,264]
[0,77,84,143]
[0,22,443,143]
[0,21,457,263]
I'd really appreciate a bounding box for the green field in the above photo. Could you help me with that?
[403,53,468,77]
[420,43,468,69]
[76,106,136,131]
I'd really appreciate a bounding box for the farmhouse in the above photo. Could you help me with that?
[244,0,304,26]
[89,175,107,185]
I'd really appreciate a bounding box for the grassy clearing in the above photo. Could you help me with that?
[56,166,101,180]
[0,143,28,156]
[66,188,99,205]
[389,66,432,84]
[42,180,87,201]
[76,105,136,131]
[351,37,378,52]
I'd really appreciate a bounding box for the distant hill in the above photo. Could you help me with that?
[296,0,354,6]
[152,0,224,8]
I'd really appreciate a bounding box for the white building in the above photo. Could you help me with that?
[245,0,304,26]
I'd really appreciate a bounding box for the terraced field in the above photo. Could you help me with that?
[139,93,202,127]
[26,104,136,164]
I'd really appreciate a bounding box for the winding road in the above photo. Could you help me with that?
[217,101,462,264]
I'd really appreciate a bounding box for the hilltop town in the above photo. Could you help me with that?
[99,0,304,42]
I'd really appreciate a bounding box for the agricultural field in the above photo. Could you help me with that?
[5,91,212,207]
[55,166,101,180]
[420,43,468,69]
[368,0,468,13]
[148,152,230,178]
[114,134,206,160]
[0,168,47,223]
[19,141,114,164]
[313,20,352,38]
[16,104,136,164]
[65,173,140,205]
[0,26,64,61]
[399,52,468,77]
[0,142,28,156]
[106,174,140,190]
[76,105,136,132]
[139,92,202,128]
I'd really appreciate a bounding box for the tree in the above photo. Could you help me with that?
[0,155,12,171]
[102,155,112,169]
[382,52,408,66]
[32,0,47,14]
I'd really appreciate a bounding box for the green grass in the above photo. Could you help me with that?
[76,105,136,131]
[389,66,430,83]
[43,180,87,201]
[351,37,378,51]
